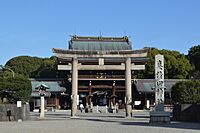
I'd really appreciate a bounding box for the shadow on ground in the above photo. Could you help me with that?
[76,115,200,131]
[31,111,200,131]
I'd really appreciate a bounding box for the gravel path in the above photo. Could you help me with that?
[0,110,199,133]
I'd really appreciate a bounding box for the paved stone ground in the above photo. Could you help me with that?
[0,110,199,133]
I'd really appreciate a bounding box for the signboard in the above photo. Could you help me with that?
[134,101,141,106]
[146,100,150,109]
[17,101,22,107]
[77,95,79,105]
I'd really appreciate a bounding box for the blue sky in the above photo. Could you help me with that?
[0,0,200,65]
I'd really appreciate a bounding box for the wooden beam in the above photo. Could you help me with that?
[53,49,148,58]
[78,78,125,81]
[58,64,145,70]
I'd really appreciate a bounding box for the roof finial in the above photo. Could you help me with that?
[99,30,102,37]
[98,30,102,40]
[124,30,127,36]
[74,27,76,36]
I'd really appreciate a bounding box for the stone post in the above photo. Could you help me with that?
[150,54,170,124]
[125,57,132,117]
[155,54,164,111]
[71,57,78,117]
[40,96,45,119]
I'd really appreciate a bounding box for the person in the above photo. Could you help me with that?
[116,103,119,113]
[80,103,84,113]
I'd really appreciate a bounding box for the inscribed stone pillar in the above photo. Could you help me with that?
[155,54,164,111]
[150,54,170,124]
[125,57,132,117]
[71,58,78,117]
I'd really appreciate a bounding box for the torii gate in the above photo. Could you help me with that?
[53,48,148,117]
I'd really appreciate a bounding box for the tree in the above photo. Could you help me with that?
[135,48,193,79]
[188,45,200,79]
[30,57,57,78]
[5,56,43,77]
[171,80,200,104]
[5,56,63,78]
[0,74,32,103]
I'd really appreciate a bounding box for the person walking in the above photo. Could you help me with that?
[80,103,84,113]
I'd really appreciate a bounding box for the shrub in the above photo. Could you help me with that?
[0,75,32,103]
[172,80,200,104]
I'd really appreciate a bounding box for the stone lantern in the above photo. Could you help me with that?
[35,83,49,119]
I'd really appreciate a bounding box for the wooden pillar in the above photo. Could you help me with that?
[34,98,36,110]
[86,81,92,111]
[55,94,59,109]
[89,81,92,105]
[144,92,147,109]
[112,81,116,105]
[71,58,78,117]
[86,96,89,108]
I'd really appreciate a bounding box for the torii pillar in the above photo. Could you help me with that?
[71,58,78,117]
[125,57,132,117]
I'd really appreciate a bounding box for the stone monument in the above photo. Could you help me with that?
[150,54,170,124]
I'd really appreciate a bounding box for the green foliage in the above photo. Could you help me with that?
[188,45,200,79]
[5,56,43,77]
[5,56,61,78]
[0,75,32,103]
[193,71,200,79]
[0,70,12,78]
[188,45,200,70]
[171,80,200,104]
[30,57,57,78]
[135,48,193,79]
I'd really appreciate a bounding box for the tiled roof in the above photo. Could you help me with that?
[135,79,187,93]
[69,36,132,51]
[31,80,66,92]
[71,36,130,42]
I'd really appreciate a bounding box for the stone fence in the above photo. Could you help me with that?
[173,104,200,122]
[0,104,30,121]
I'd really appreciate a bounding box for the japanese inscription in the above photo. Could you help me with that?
[155,54,164,106]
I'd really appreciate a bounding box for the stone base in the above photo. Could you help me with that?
[92,106,108,113]
[70,116,79,119]
[150,111,171,124]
